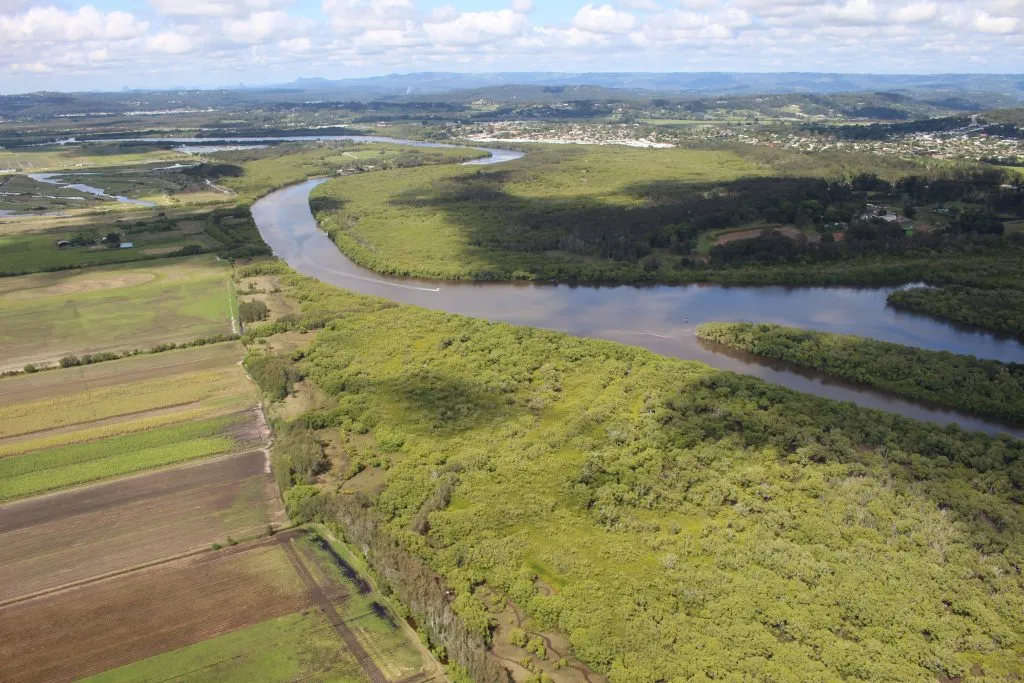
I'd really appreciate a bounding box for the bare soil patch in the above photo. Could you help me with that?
[0,449,286,605]
[713,225,816,246]
[0,538,308,683]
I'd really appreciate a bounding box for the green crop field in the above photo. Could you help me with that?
[83,611,365,683]
[0,414,247,501]
[0,255,235,369]
[0,341,262,500]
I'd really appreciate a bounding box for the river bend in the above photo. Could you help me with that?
[219,137,1024,438]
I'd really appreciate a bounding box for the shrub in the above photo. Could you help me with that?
[244,353,299,401]
[22,364,38,373]
[239,299,270,323]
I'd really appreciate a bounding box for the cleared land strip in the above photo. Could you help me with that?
[281,534,387,683]
[0,450,286,605]
[0,537,309,683]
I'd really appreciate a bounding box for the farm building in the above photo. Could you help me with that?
[119,242,134,249]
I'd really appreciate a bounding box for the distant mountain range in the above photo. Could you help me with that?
[282,72,1024,99]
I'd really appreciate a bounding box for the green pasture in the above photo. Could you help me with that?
[0,143,189,173]
[0,230,209,275]
[0,255,234,367]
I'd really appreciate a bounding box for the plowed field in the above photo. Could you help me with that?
[0,450,286,605]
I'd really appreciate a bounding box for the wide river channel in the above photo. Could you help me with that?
[145,134,1024,437]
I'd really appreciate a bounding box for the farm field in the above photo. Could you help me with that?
[0,227,212,274]
[0,530,431,683]
[0,255,235,370]
[0,449,285,603]
[0,342,262,498]
[0,142,190,173]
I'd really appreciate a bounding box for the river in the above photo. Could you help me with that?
[132,134,1023,437]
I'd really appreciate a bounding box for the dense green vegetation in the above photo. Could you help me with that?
[252,270,1024,682]
[312,144,1024,287]
[888,286,1024,340]
[695,322,1024,423]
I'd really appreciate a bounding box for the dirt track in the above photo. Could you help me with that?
[282,534,387,683]
[0,450,286,605]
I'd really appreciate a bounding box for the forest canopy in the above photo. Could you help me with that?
[250,269,1024,682]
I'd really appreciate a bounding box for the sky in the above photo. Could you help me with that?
[1,0,1023,93]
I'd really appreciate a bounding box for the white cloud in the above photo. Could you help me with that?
[617,0,659,9]
[149,0,292,18]
[424,9,529,45]
[224,10,292,43]
[146,30,196,53]
[974,10,1020,33]
[0,6,149,43]
[573,4,636,34]
[822,0,878,24]
[889,2,937,23]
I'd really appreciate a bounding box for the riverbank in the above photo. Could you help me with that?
[696,322,1024,424]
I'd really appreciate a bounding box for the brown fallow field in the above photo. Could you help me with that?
[0,450,287,605]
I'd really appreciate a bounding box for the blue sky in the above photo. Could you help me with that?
[2,0,1023,93]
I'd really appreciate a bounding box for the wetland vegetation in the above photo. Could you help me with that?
[242,267,1024,682]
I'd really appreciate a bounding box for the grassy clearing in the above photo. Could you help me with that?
[0,255,234,368]
[82,611,363,683]
[0,414,246,501]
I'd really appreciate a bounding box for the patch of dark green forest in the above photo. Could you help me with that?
[696,322,1024,424]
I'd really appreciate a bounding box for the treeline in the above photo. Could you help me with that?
[204,206,273,260]
[5,334,239,377]
[696,322,1024,423]
[888,286,1024,340]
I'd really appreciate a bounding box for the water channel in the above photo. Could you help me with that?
[116,135,1024,437]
